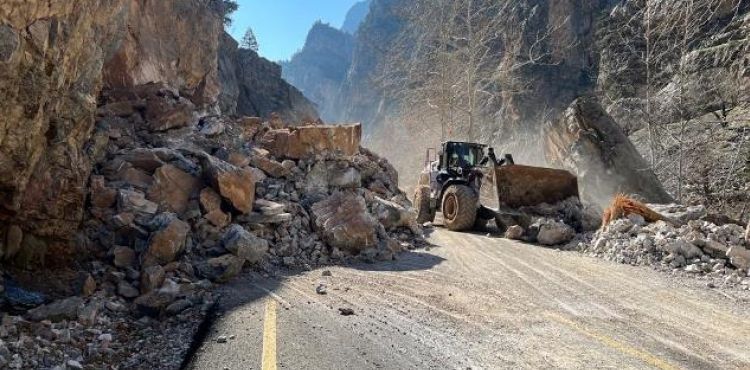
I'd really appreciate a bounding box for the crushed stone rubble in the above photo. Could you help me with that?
[0,83,424,369]
[579,203,750,288]
[497,197,602,245]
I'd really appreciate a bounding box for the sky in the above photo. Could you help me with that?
[227,0,361,62]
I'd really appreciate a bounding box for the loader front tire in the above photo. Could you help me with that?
[441,184,478,231]
[414,186,435,224]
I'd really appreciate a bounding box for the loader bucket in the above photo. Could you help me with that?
[479,165,579,210]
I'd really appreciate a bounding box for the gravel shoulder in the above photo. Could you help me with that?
[188,228,750,369]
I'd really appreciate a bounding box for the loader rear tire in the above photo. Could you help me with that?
[414,186,435,224]
[441,184,478,231]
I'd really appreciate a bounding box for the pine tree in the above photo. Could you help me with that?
[242,27,259,52]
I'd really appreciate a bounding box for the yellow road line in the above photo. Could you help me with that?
[545,312,677,370]
[262,298,278,370]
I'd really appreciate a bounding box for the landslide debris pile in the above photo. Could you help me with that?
[498,197,602,246]
[582,197,750,287]
[0,83,422,369]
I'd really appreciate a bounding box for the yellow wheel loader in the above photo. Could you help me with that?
[414,141,579,231]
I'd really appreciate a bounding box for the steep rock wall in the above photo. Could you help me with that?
[103,0,222,106]
[0,1,319,255]
[281,23,355,122]
[0,1,128,242]
[219,32,319,123]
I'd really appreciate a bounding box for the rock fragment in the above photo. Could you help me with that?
[202,155,256,214]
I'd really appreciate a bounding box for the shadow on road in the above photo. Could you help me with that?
[348,249,446,272]
[181,238,444,369]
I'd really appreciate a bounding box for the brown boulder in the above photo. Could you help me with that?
[148,164,199,214]
[260,124,361,159]
[237,117,262,140]
[205,210,231,228]
[311,192,379,253]
[201,156,256,214]
[112,246,136,268]
[199,188,223,213]
[119,149,165,173]
[145,96,195,132]
[143,216,190,267]
[90,176,117,208]
[118,190,158,215]
[112,167,154,189]
[227,152,251,168]
[250,156,290,178]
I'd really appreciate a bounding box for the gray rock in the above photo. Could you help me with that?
[315,284,327,295]
[27,297,84,322]
[535,219,575,246]
[118,190,158,215]
[165,299,192,315]
[198,116,226,136]
[117,281,140,299]
[727,246,750,272]
[134,291,176,317]
[222,225,269,264]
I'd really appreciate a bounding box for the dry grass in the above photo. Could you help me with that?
[602,194,666,226]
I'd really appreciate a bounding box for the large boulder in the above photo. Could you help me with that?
[370,196,418,233]
[544,97,673,206]
[727,245,750,272]
[535,219,575,246]
[311,192,379,253]
[27,297,84,322]
[196,254,245,283]
[201,155,256,214]
[260,124,361,159]
[249,155,290,178]
[142,214,190,267]
[147,164,200,214]
[118,190,158,215]
[221,225,269,264]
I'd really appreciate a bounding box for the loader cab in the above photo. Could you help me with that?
[440,141,486,174]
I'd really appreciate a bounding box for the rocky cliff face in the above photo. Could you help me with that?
[341,0,373,34]
[103,0,222,106]
[281,23,355,122]
[283,0,748,213]
[597,0,750,131]
[0,1,128,243]
[0,1,318,253]
[220,33,318,123]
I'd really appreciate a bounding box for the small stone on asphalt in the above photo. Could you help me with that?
[339,307,355,316]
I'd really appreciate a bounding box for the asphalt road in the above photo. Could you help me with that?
[187,228,750,370]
